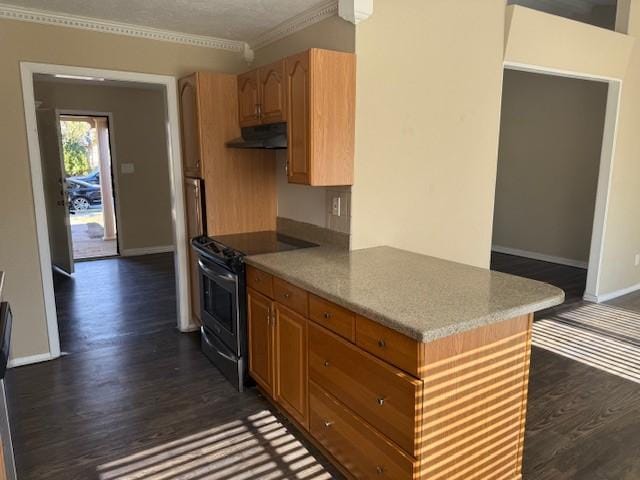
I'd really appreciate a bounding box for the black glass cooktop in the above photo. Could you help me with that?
[209,231,317,257]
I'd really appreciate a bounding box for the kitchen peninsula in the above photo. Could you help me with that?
[244,246,564,479]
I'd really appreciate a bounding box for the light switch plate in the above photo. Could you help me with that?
[331,196,341,216]
[121,163,135,174]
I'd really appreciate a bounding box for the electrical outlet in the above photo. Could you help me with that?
[121,163,135,174]
[635,253,640,267]
[331,196,341,216]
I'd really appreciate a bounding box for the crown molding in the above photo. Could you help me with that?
[339,0,373,24]
[0,2,245,51]
[250,0,339,51]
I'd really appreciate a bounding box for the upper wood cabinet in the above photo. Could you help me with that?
[238,60,286,127]
[238,70,260,127]
[285,49,355,186]
[259,60,287,125]
[178,74,202,177]
[236,49,355,186]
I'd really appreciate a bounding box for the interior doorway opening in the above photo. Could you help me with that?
[60,114,119,261]
[490,66,621,307]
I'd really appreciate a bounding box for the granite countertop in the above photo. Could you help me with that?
[245,246,564,342]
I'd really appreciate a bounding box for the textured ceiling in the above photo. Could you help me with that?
[3,0,326,41]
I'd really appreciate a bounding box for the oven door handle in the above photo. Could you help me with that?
[198,260,237,284]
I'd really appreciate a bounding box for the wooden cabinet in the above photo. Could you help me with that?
[237,70,260,127]
[285,49,355,186]
[274,304,308,427]
[259,60,287,124]
[248,289,274,395]
[236,49,355,186]
[178,74,202,177]
[246,266,534,480]
[238,60,286,127]
[248,287,308,427]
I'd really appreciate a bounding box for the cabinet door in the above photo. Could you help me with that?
[248,289,273,394]
[178,75,202,177]
[274,304,308,428]
[237,70,260,127]
[285,52,311,184]
[258,60,286,125]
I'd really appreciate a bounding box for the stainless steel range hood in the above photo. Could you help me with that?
[226,122,287,149]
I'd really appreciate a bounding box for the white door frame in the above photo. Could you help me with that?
[58,110,122,256]
[499,61,622,303]
[20,62,194,363]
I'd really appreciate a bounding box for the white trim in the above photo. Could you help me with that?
[492,245,588,269]
[0,2,244,51]
[250,0,338,50]
[584,82,621,301]
[121,245,175,257]
[20,62,195,366]
[504,61,619,83]
[338,0,373,24]
[495,63,623,303]
[583,282,640,303]
[8,352,54,368]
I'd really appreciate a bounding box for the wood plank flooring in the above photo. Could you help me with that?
[6,254,338,479]
[5,252,640,479]
[492,252,640,479]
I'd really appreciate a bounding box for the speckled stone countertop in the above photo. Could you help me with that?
[245,246,564,342]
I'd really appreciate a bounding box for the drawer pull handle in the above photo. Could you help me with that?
[324,420,334,428]
[283,292,291,299]
[377,339,386,348]
[376,397,385,406]
[323,312,332,319]
[323,360,330,367]
[376,466,384,475]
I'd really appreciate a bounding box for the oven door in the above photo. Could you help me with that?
[198,257,239,353]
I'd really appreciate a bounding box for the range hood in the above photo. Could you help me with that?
[226,122,287,149]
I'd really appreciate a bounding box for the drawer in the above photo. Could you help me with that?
[246,266,273,298]
[273,277,308,317]
[356,315,423,378]
[309,322,422,455]
[309,294,355,341]
[310,382,416,480]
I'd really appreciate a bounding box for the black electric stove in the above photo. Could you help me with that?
[191,231,316,391]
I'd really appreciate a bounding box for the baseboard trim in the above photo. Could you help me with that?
[121,245,174,257]
[8,352,56,368]
[492,245,588,269]
[584,282,640,303]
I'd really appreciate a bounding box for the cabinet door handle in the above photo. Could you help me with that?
[324,420,334,428]
[283,292,291,299]
[376,396,385,406]
[323,360,330,367]
[323,312,332,319]
[376,466,384,475]
[377,339,386,348]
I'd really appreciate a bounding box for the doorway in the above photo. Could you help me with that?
[60,114,119,261]
[490,65,621,305]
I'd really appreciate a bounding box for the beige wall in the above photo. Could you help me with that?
[350,0,506,267]
[0,18,245,361]
[34,80,174,251]
[599,0,640,294]
[492,70,608,263]
[253,16,355,235]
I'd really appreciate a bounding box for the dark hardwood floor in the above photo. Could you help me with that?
[6,254,338,480]
[492,252,640,479]
[5,252,640,479]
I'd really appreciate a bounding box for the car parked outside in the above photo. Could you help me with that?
[66,178,102,212]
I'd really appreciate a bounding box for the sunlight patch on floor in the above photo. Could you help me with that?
[96,410,333,480]
[533,318,640,384]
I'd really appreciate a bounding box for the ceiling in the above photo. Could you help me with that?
[2,0,327,42]
[508,0,617,19]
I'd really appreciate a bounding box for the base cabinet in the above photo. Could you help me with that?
[274,305,308,427]
[247,267,534,480]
